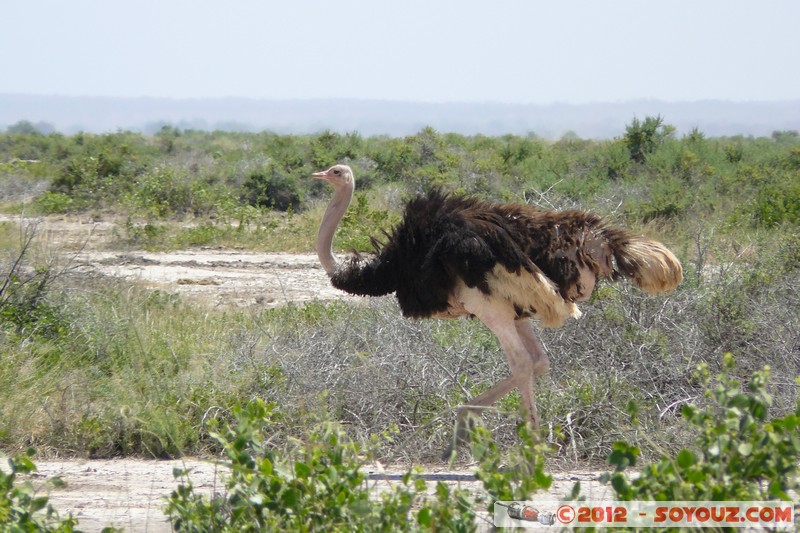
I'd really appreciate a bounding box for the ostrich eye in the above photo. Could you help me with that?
[333,169,341,175]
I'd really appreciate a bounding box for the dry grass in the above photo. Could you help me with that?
[0,221,798,466]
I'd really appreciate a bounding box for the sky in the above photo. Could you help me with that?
[2,0,799,104]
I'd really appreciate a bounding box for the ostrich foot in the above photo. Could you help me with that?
[442,410,482,461]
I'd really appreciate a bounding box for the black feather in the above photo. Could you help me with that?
[331,190,537,318]
[330,188,678,318]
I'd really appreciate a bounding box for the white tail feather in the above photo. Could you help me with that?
[621,239,683,295]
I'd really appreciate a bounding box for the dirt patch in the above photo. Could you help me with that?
[71,249,344,309]
[26,458,610,532]
[1,214,347,309]
[25,458,218,532]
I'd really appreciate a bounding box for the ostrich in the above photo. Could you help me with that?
[312,164,682,457]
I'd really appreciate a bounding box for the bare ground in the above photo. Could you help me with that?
[4,214,612,532]
[26,458,610,532]
[1,213,341,308]
[72,249,344,309]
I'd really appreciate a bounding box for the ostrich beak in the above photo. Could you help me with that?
[312,170,329,180]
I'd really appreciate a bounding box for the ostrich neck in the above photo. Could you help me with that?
[317,182,354,275]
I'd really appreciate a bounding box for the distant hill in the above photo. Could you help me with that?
[1,94,798,138]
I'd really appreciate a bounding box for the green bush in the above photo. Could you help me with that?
[242,166,303,211]
[166,399,478,532]
[3,122,796,242]
[752,175,800,228]
[0,273,68,340]
[471,423,554,508]
[126,167,194,217]
[309,131,362,169]
[173,223,226,247]
[121,217,169,248]
[33,191,74,214]
[338,192,396,251]
[0,226,69,340]
[623,115,675,164]
[603,354,800,503]
[0,451,80,532]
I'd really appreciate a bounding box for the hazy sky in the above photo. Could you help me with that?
[2,0,799,104]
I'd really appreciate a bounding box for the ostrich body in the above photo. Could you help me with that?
[313,164,682,455]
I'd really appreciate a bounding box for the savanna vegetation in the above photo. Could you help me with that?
[1,118,798,530]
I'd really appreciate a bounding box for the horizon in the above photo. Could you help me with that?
[3,94,799,138]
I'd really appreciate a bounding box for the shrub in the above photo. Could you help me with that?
[0,451,80,532]
[309,131,362,169]
[166,399,478,532]
[371,137,421,181]
[121,217,168,248]
[242,166,303,211]
[33,191,74,214]
[752,175,800,228]
[126,167,195,217]
[0,223,68,340]
[173,223,226,247]
[623,115,675,164]
[471,423,554,508]
[52,140,130,199]
[602,354,800,503]
[338,192,396,251]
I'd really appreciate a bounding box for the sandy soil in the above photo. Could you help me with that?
[2,213,343,308]
[26,458,221,532]
[3,214,613,531]
[72,249,344,309]
[26,458,610,532]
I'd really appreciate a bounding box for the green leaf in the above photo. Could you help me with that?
[610,474,630,498]
[780,414,798,430]
[14,455,36,474]
[608,442,639,471]
[30,496,49,513]
[534,468,553,489]
[768,480,790,499]
[626,400,640,424]
[294,461,311,479]
[569,481,582,499]
[260,457,273,477]
[282,488,298,507]
[676,449,695,468]
[417,507,432,526]
[685,469,706,484]
[737,442,753,456]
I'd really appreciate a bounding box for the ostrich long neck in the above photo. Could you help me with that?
[317,181,354,275]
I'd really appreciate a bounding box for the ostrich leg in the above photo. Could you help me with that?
[442,374,518,460]
[443,291,540,459]
[515,319,550,376]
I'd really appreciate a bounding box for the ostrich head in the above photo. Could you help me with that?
[312,164,354,189]
[313,164,356,275]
